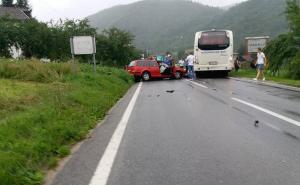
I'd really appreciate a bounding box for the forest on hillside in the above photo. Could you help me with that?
[88,0,288,54]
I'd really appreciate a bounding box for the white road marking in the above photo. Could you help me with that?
[88,82,142,185]
[264,122,282,132]
[232,98,300,127]
[185,79,208,89]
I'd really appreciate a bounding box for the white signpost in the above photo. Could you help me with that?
[70,36,97,72]
[245,36,270,53]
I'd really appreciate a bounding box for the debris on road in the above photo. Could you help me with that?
[254,120,260,127]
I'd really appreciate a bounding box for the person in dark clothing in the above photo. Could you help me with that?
[163,52,173,74]
[234,57,241,72]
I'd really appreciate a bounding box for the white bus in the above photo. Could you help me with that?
[194,30,234,76]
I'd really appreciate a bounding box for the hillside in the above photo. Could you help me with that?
[88,0,289,53]
[211,0,288,52]
[88,0,223,53]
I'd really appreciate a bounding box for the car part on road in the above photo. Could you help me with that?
[166,90,175,93]
[254,120,260,127]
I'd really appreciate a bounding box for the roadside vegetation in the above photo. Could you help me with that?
[0,17,139,67]
[0,2,139,184]
[230,69,300,87]
[264,0,300,80]
[232,0,300,84]
[0,59,133,185]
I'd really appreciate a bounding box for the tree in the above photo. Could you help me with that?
[1,0,13,6]
[97,28,139,67]
[264,0,300,79]
[0,17,20,57]
[286,0,300,34]
[16,0,28,8]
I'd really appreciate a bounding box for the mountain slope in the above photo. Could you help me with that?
[88,0,289,53]
[88,0,223,52]
[211,0,288,51]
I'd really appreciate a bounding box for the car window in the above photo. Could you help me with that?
[151,61,158,67]
[137,61,145,67]
[129,61,136,67]
[147,61,155,67]
[143,61,157,67]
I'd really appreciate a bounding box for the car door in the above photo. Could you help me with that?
[148,61,160,77]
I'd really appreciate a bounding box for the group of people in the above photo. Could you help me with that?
[154,47,267,81]
[159,52,174,74]
[158,52,195,80]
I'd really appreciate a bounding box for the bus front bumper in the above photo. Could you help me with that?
[194,65,233,72]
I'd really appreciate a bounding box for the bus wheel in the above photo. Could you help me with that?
[142,72,151,81]
[175,71,182,79]
[223,71,229,77]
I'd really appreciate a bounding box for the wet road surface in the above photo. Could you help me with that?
[50,78,300,185]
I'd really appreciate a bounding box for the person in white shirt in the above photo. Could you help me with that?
[254,48,266,81]
[186,52,196,80]
[178,59,184,67]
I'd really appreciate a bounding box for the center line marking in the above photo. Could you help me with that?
[185,80,208,89]
[89,82,142,185]
[232,97,300,127]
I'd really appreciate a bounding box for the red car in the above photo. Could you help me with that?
[127,60,185,82]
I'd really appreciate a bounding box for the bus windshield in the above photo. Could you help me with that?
[198,31,230,50]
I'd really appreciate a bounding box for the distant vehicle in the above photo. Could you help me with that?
[127,59,185,82]
[194,30,234,76]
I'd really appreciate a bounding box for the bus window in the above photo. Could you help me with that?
[198,31,230,50]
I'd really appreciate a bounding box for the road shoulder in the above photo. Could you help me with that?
[230,77,300,92]
[45,83,140,185]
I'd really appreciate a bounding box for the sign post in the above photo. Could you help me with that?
[70,36,97,73]
[245,36,270,54]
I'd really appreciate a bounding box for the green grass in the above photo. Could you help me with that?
[0,60,133,185]
[230,69,300,88]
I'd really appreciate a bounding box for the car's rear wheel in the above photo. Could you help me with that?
[223,71,229,77]
[175,71,182,79]
[134,76,141,82]
[142,72,151,81]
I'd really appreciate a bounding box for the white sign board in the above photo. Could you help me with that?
[71,36,96,55]
[246,37,269,53]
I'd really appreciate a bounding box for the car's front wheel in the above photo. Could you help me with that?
[142,72,151,81]
[175,71,182,79]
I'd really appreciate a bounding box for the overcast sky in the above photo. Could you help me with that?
[30,0,248,22]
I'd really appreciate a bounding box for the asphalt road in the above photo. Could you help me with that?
[50,78,300,185]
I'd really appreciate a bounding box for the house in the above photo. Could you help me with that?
[0,6,30,20]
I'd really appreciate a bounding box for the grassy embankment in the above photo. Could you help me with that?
[0,59,133,185]
[229,69,300,88]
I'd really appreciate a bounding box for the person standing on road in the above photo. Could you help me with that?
[254,48,266,81]
[183,57,188,74]
[186,52,196,80]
